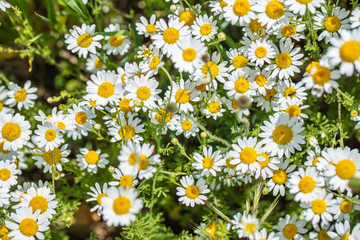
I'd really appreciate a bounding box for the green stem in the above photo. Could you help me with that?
[337,92,344,149]
[113,101,126,145]
[205,201,234,225]
[51,150,56,194]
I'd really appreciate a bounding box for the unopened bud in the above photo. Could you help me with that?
[262,188,269,195]
[200,132,207,138]
[171,138,179,145]
[54,171,61,181]
[94,123,101,130]
[108,166,115,174]
[134,98,143,107]
[217,32,226,41]
[112,118,118,123]
[47,97,53,103]
[308,136,318,147]
[170,4,177,12]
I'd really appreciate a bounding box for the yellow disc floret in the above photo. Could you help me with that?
[14,89,27,102]
[136,86,151,101]
[233,0,251,17]
[311,199,327,214]
[202,156,214,169]
[272,169,288,184]
[85,150,100,165]
[240,147,257,164]
[19,218,39,237]
[298,176,316,193]
[283,224,298,239]
[340,40,360,63]
[175,89,190,104]
[113,196,131,215]
[163,28,180,44]
[98,82,115,98]
[119,125,135,140]
[29,196,48,214]
[336,159,356,180]
[77,33,93,48]
[185,184,200,199]
[182,48,197,62]
[273,125,293,145]
[324,16,341,33]
[266,0,285,19]
[109,36,124,47]
[275,53,292,69]
[2,122,21,141]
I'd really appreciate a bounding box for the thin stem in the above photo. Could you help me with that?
[113,102,126,145]
[205,201,234,225]
[51,150,56,194]
[260,194,281,224]
[337,92,344,149]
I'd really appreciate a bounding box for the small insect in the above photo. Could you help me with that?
[288,91,296,97]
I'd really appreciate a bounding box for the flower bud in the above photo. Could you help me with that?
[108,166,115,174]
[217,32,226,41]
[200,132,207,138]
[308,136,318,147]
[94,123,101,130]
[134,98,143,107]
[171,138,179,145]
[170,4,177,12]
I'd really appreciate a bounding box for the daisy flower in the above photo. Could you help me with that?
[314,6,350,44]
[192,14,218,42]
[270,39,304,80]
[259,112,305,158]
[285,0,324,16]
[193,146,224,177]
[304,146,324,168]
[176,175,210,207]
[308,225,335,240]
[224,95,252,119]
[136,14,158,37]
[34,121,64,152]
[0,187,10,207]
[244,18,267,37]
[151,18,190,57]
[137,45,153,60]
[103,24,131,55]
[350,7,360,29]
[276,20,306,42]
[171,37,207,73]
[223,0,256,26]
[277,101,309,119]
[224,69,256,99]
[201,95,226,120]
[149,103,177,135]
[254,152,280,180]
[109,167,138,188]
[18,186,58,220]
[333,193,360,222]
[223,152,239,176]
[248,38,276,67]
[173,4,201,26]
[117,141,141,173]
[209,0,228,19]
[86,182,108,213]
[85,54,106,73]
[0,140,17,161]
[5,80,37,110]
[255,228,279,240]
[326,29,360,76]
[67,104,96,139]
[226,48,251,71]
[101,186,143,227]
[0,86,13,115]
[321,147,360,193]
[194,221,220,239]
[0,0,10,12]
[65,23,103,58]
[252,0,293,29]
[108,112,145,143]
[6,207,50,240]
[76,148,109,174]
[330,221,360,240]
[301,59,340,97]
[33,144,70,173]
[275,80,307,105]
[235,213,260,240]
[250,68,275,95]
[125,75,161,111]
[273,214,307,240]
[0,113,31,151]
[140,47,164,75]
[85,70,122,106]
[255,87,277,112]
[166,78,199,113]
[194,52,229,86]
[172,113,199,138]
[132,142,160,180]
[267,159,296,196]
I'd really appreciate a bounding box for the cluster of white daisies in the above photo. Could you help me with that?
[1,0,360,239]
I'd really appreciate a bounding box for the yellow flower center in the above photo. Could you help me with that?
[96,193,107,205]
[77,33,93,48]
[120,175,134,188]
[75,112,87,125]
[2,122,21,141]
[298,176,316,193]
[226,157,238,169]
[185,184,200,199]
[119,98,133,112]
[138,154,149,170]
[231,99,239,109]
[179,10,196,26]
[56,122,66,130]
[312,156,321,166]
[98,82,115,98]
[284,86,297,98]
[283,224,297,239]
[273,125,293,145]
[266,0,285,19]
[205,221,217,237]
[175,89,190,104]
[324,16,341,33]
[255,75,267,87]
[296,0,312,3]
[350,110,358,117]
[232,55,248,68]
[195,84,206,92]
[240,147,257,164]
[340,40,360,63]
[113,196,131,215]
[119,125,135,140]
[340,234,351,240]
[272,169,288,184]
[201,61,219,79]
[257,152,269,168]
[306,61,320,73]
[155,109,172,124]
[340,200,354,213]
[202,156,214,169]
[233,0,251,16]
[14,88,27,102]
[128,153,137,165]
[19,218,39,237]
[200,24,212,35]
[318,229,330,240]
[43,148,62,164]
[182,48,197,62]
[163,28,180,44]
[0,225,9,240]
[220,0,228,8]
[263,88,276,101]
[181,120,192,131]
[281,25,296,38]
[29,196,48,214]
[336,159,356,180]
[275,52,292,69]
[208,102,220,114]
[249,19,265,34]
[0,141,10,154]
[85,150,100,165]
[89,100,97,108]
[149,56,160,69]
[94,58,103,69]
[286,105,301,118]
[313,66,331,85]
[136,86,151,101]
[312,199,327,214]
[255,46,267,58]
[146,24,157,33]
[0,100,3,112]
[109,36,124,47]
[45,129,56,141]
[0,168,11,181]
[234,78,250,93]
[245,223,257,234]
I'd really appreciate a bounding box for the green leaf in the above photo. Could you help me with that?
[46,0,56,25]
[94,30,130,36]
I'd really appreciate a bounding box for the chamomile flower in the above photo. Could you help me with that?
[304,146,324,168]
[0,140,17,161]
[33,144,70,174]
[67,104,96,139]
[0,86,13,115]
[86,54,106,73]
[277,101,309,119]
[137,45,153,60]
[136,14,158,37]
[255,87,277,112]
[227,48,251,71]
[276,20,306,41]
[250,68,276,95]
[0,187,10,207]
[5,80,37,110]
[275,80,307,105]
[65,24,103,58]
[192,14,218,42]
[229,137,265,174]
[193,146,225,177]
[321,147,360,193]
[194,52,229,86]
[176,175,210,207]
[244,18,267,37]
[350,7,360,29]
[132,142,160,180]
[34,121,64,152]
[0,0,10,12]
[201,95,226,120]
[109,167,138,188]
[223,152,239,176]
[108,112,145,143]
[224,95,252,119]
[333,193,360,222]
[19,186,58,220]
[101,186,143,227]
[86,182,108,213]
[326,29,360,76]
[255,228,279,240]
[273,214,307,240]
[248,38,276,67]
[166,78,199,113]
[0,160,18,189]
[209,0,228,19]
[6,207,50,240]
[270,39,304,80]
[0,113,31,151]
[223,0,256,26]
[285,0,324,16]
[235,213,260,240]
[140,47,164,75]
[149,103,177,135]
[252,0,292,29]
[103,24,131,55]
[172,113,199,138]
[254,152,280,180]
[224,69,255,99]
[330,221,358,240]
[314,6,350,44]
[76,148,109,174]
[267,159,296,196]
[151,18,190,57]
[308,225,335,240]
